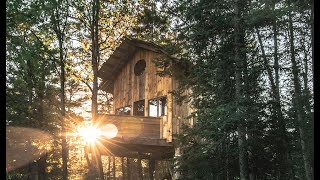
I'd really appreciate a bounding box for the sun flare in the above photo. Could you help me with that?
[77,126,101,143]
[100,124,118,139]
[76,123,118,144]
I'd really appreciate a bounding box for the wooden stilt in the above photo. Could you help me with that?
[127,157,131,180]
[107,156,110,179]
[137,153,143,180]
[121,157,125,179]
[84,146,92,171]
[148,158,155,180]
[112,156,116,179]
[97,150,104,180]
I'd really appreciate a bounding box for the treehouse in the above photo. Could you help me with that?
[95,38,192,161]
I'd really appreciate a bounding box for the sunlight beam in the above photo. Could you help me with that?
[77,126,102,144]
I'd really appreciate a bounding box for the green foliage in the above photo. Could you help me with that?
[164,0,313,179]
[6,0,313,179]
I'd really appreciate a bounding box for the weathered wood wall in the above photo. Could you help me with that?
[171,79,194,136]
[97,114,161,139]
[113,49,172,111]
[111,48,192,142]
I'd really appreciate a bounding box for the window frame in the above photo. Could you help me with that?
[148,96,167,117]
[133,100,145,116]
[115,105,131,115]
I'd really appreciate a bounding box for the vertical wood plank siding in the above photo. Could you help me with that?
[111,48,192,141]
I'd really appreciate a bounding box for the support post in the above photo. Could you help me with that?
[149,158,155,180]
[121,157,125,180]
[107,156,110,179]
[112,156,116,179]
[173,147,181,180]
[138,153,143,180]
[97,150,104,180]
[127,158,131,180]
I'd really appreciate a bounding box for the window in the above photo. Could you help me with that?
[134,59,146,76]
[116,106,131,115]
[148,97,167,117]
[133,100,145,116]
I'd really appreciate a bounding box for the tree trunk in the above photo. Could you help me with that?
[37,61,46,128]
[37,153,47,180]
[26,57,35,127]
[288,6,313,180]
[91,0,100,121]
[233,0,249,179]
[271,4,291,177]
[59,34,68,180]
[50,6,68,179]
[310,0,314,77]
[226,136,230,180]
[256,27,291,179]
[27,162,37,180]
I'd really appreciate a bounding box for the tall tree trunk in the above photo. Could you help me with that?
[25,46,36,127]
[310,0,314,77]
[91,0,100,121]
[37,62,45,129]
[256,27,292,179]
[271,4,291,178]
[59,35,68,180]
[225,135,230,180]
[233,0,249,179]
[50,5,69,179]
[242,37,257,180]
[288,5,313,180]
[37,153,47,180]
[301,36,312,116]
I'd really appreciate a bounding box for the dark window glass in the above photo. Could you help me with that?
[133,100,145,116]
[148,97,167,117]
[116,106,131,115]
[159,97,167,116]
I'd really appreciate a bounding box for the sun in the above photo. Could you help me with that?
[76,123,118,144]
[77,125,102,144]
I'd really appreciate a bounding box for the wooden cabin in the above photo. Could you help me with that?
[96,38,192,161]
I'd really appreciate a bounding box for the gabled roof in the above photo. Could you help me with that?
[98,38,166,93]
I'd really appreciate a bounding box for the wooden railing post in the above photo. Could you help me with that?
[160,117,163,139]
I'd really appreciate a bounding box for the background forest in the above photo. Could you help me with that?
[6,0,313,180]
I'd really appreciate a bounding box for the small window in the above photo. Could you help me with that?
[116,106,131,115]
[134,59,146,76]
[148,97,167,117]
[133,100,145,116]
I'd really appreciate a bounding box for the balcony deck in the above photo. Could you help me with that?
[93,114,174,160]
